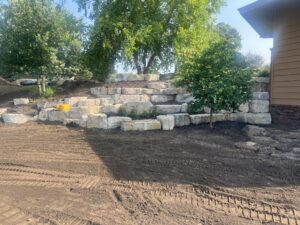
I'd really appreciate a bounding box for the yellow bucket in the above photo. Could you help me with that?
[56,104,71,111]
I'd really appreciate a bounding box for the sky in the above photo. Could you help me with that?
[217,0,273,63]
[63,0,273,64]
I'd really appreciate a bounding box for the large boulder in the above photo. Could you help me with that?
[252,77,270,92]
[144,74,160,81]
[147,82,168,89]
[190,113,227,125]
[150,95,174,104]
[127,74,144,81]
[90,87,108,96]
[252,92,269,101]
[37,101,62,110]
[239,103,249,113]
[121,119,161,131]
[245,113,272,125]
[14,98,29,106]
[175,94,194,103]
[108,87,122,95]
[87,114,108,129]
[155,105,182,114]
[157,115,175,131]
[230,112,247,122]
[100,104,122,116]
[172,113,191,127]
[163,88,180,95]
[48,110,69,122]
[69,106,100,119]
[38,108,55,121]
[113,95,150,104]
[121,88,142,95]
[181,103,188,113]
[108,117,132,129]
[64,97,88,106]
[120,102,154,115]
[146,88,164,95]
[190,114,210,125]
[99,97,115,105]
[63,116,88,128]
[2,113,31,124]
[76,98,101,107]
[249,100,269,113]
[230,112,272,125]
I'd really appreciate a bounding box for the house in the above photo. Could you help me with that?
[239,0,300,122]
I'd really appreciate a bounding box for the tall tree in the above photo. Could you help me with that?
[0,0,89,83]
[75,0,224,79]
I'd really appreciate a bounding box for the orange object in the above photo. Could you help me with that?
[56,104,71,111]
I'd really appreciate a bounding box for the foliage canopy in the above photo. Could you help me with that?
[177,24,253,127]
[75,0,224,79]
[0,0,90,80]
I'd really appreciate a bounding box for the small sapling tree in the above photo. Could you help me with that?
[178,38,253,128]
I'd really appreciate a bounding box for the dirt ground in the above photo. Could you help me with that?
[0,121,299,225]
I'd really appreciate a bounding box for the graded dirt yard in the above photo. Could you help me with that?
[0,122,299,225]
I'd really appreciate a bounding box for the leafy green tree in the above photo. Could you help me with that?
[178,29,253,128]
[75,0,224,79]
[0,0,90,92]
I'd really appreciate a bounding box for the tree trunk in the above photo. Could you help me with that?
[37,78,42,95]
[209,110,214,129]
[143,53,156,74]
[133,52,142,74]
[42,76,46,93]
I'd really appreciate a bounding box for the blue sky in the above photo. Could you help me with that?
[217,0,273,63]
[64,0,273,64]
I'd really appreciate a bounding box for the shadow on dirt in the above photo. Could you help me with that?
[83,121,300,188]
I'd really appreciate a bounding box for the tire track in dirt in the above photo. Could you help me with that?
[0,201,53,225]
[94,180,300,225]
[33,209,100,225]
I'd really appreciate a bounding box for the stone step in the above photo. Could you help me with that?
[2,113,32,124]
[190,114,228,125]
[121,119,161,131]
[230,113,272,125]
[155,105,184,114]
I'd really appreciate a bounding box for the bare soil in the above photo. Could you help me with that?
[0,122,299,225]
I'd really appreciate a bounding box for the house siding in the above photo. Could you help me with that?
[272,9,300,106]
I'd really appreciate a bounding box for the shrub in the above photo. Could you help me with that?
[41,87,56,98]
[177,40,253,128]
[118,108,158,120]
